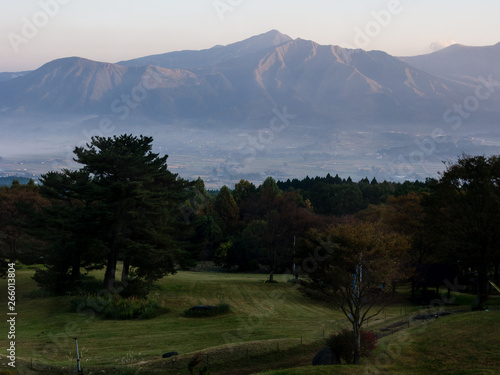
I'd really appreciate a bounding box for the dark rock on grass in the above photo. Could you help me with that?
[162,351,178,358]
[312,346,341,366]
[189,305,215,311]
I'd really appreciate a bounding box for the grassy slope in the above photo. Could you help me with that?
[0,268,351,372]
[257,309,500,375]
[1,267,498,374]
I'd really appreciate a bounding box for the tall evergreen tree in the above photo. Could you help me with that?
[423,155,500,306]
[36,134,194,292]
[72,134,193,289]
[34,170,106,292]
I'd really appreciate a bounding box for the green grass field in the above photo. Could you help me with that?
[0,266,499,375]
[0,267,350,374]
[259,308,500,375]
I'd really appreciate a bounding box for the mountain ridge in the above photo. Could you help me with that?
[400,42,500,81]
[1,31,499,126]
[116,29,293,69]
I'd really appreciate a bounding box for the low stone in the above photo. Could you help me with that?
[189,305,215,311]
[312,346,340,366]
[162,351,178,358]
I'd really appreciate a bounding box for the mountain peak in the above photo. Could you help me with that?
[118,30,292,69]
[251,29,293,45]
[38,56,118,72]
[401,41,500,80]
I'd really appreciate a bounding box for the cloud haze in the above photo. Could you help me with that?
[429,39,457,52]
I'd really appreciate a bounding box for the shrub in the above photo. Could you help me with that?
[183,303,230,318]
[360,330,377,357]
[188,352,201,375]
[326,328,377,364]
[71,276,103,295]
[117,276,153,299]
[187,353,211,375]
[70,294,167,320]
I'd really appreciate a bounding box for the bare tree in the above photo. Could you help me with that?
[300,222,410,364]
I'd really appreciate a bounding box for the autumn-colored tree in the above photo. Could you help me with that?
[243,190,324,281]
[214,186,239,233]
[381,193,427,261]
[0,180,47,276]
[299,221,410,364]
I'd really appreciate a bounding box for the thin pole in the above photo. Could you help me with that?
[74,338,82,375]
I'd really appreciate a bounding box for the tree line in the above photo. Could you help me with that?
[1,135,499,313]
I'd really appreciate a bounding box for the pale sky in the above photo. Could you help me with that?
[1,0,499,72]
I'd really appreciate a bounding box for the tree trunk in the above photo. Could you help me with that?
[104,250,118,290]
[121,259,130,283]
[478,263,488,306]
[494,262,499,286]
[71,261,80,279]
[353,321,361,365]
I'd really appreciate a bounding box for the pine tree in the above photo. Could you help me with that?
[36,134,194,292]
[73,134,193,290]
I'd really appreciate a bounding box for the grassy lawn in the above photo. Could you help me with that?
[0,267,350,373]
[257,309,500,375]
[1,266,498,374]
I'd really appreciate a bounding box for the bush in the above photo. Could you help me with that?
[117,276,153,299]
[360,330,377,357]
[187,352,211,375]
[183,303,230,318]
[70,276,103,295]
[326,328,377,364]
[70,294,167,320]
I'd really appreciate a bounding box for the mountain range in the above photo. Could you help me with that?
[2,30,499,127]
